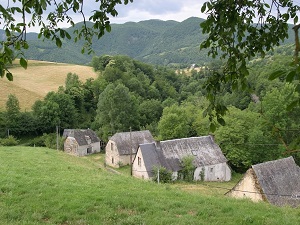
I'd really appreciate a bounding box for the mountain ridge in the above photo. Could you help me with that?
[1,17,295,66]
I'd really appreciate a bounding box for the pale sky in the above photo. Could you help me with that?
[0,0,207,32]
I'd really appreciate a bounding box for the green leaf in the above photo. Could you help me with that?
[201,3,207,13]
[6,72,13,81]
[286,70,296,82]
[268,70,286,80]
[55,37,62,48]
[294,16,298,25]
[105,24,112,32]
[65,32,71,40]
[20,57,27,69]
[209,123,216,132]
[217,117,225,126]
[287,100,298,111]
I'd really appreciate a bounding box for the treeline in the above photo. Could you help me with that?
[1,53,300,173]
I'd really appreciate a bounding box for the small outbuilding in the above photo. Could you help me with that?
[105,130,154,168]
[63,129,101,156]
[132,135,231,181]
[226,156,300,207]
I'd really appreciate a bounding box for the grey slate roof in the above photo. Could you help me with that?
[110,130,154,155]
[159,135,227,170]
[137,135,227,173]
[63,129,100,146]
[139,143,177,176]
[252,156,300,207]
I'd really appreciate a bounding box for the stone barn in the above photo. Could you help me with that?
[63,129,101,156]
[226,157,300,207]
[105,130,154,168]
[132,135,231,181]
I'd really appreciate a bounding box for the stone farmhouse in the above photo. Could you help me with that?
[132,135,231,181]
[63,129,102,156]
[105,130,154,168]
[226,156,300,207]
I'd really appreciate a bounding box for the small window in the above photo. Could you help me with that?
[112,157,114,164]
[210,167,213,172]
[111,142,114,151]
[138,157,141,167]
[87,147,92,154]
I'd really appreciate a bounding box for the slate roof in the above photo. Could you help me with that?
[159,135,227,170]
[110,130,154,155]
[138,143,177,176]
[252,156,300,207]
[137,135,227,173]
[63,129,100,146]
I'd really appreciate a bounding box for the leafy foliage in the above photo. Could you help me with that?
[200,0,300,127]
[179,156,196,182]
[152,166,173,183]
[0,0,133,79]
[0,135,19,146]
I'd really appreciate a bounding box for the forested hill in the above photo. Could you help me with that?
[14,17,205,66]
[3,17,294,66]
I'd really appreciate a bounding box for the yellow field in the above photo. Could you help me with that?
[0,60,98,111]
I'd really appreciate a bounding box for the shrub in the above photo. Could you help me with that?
[152,166,173,183]
[0,135,19,146]
[179,155,196,182]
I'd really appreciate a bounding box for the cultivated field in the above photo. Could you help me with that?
[0,60,98,111]
[0,146,299,225]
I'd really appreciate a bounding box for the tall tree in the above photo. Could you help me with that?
[6,94,20,118]
[94,83,139,141]
[214,107,283,172]
[5,94,20,136]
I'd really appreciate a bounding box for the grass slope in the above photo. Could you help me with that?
[1,60,98,111]
[0,146,299,225]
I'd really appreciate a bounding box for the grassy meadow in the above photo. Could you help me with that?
[0,60,98,111]
[0,146,300,225]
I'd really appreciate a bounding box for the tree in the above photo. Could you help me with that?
[0,0,133,80]
[214,107,283,172]
[6,94,20,117]
[32,91,78,133]
[158,105,190,140]
[200,0,300,127]
[94,83,139,141]
[5,94,20,135]
[179,156,196,182]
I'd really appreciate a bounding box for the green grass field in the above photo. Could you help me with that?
[0,146,299,225]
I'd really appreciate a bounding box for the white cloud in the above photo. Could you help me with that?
[0,0,207,32]
[109,0,207,23]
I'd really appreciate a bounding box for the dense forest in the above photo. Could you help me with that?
[1,17,295,67]
[1,42,300,173]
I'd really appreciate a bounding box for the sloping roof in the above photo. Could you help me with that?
[110,130,155,155]
[139,143,177,175]
[159,135,227,170]
[63,129,100,146]
[252,156,300,207]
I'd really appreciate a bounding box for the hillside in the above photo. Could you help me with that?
[7,17,293,67]
[0,60,98,111]
[20,17,208,66]
[0,146,299,225]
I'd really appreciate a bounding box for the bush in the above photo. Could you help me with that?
[28,136,47,147]
[152,166,173,183]
[27,133,65,150]
[0,135,19,146]
[179,155,196,182]
[43,133,64,150]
